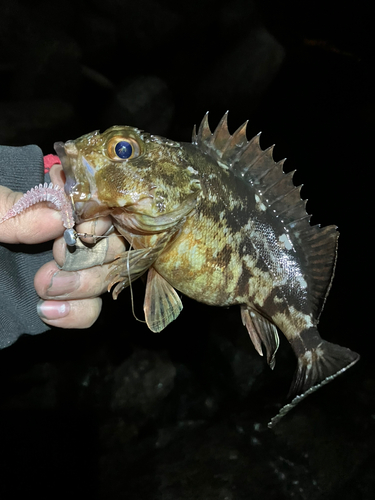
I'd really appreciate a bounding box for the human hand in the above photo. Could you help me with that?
[0,164,125,329]
[0,164,69,245]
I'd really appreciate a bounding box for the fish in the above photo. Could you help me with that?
[1,112,359,426]
[55,112,360,426]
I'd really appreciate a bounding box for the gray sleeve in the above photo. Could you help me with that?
[0,145,53,349]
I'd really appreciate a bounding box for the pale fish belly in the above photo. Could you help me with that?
[155,203,312,333]
[153,213,255,307]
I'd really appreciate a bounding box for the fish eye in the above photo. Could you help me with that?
[107,136,141,161]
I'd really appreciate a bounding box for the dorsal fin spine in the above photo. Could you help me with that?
[193,112,339,318]
[197,112,211,143]
[211,111,230,150]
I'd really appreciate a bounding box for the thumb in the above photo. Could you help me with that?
[0,185,66,245]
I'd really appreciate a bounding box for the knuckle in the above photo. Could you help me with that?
[72,298,102,328]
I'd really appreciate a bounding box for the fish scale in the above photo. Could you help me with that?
[58,114,359,426]
[0,113,359,426]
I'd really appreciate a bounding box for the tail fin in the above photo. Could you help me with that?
[268,339,359,428]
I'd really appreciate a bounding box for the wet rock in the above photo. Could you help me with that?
[109,349,176,416]
[0,99,74,147]
[196,27,285,113]
[104,75,174,134]
[9,29,82,102]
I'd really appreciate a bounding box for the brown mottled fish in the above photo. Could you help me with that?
[0,113,359,425]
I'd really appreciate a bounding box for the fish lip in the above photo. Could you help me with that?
[54,134,153,222]
[54,140,98,205]
[54,141,77,197]
[74,200,113,221]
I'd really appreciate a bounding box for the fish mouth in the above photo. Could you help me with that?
[54,136,162,225]
[74,200,114,221]
[54,141,77,197]
[54,138,110,221]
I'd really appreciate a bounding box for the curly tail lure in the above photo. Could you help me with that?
[0,182,98,246]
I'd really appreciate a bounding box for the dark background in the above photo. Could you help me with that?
[0,0,373,498]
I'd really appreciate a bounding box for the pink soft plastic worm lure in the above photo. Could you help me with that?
[0,182,78,246]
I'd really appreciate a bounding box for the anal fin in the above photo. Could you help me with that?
[144,267,183,332]
[241,306,280,370]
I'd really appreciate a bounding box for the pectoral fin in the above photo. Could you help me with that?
[107,244,165,299]
[144,267,183,332]
[107,225,180,299]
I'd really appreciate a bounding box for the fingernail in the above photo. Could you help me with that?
[37,300,70,320]
[47,270,80,297]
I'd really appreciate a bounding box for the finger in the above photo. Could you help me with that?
[52,230,126,268]
[37,297,102,329]
[0,185,65,245]
[34,259,115,299]
[74,216,114,245]
[49,163,65,187]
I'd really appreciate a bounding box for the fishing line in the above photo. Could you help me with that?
[73,228,146,325]
[127,236,146,325]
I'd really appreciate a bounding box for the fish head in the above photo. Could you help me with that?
[54,126,201,226]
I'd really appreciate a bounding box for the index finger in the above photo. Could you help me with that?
[53,229,126,268]
[74,217,114,245]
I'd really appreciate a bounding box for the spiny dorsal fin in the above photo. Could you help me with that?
[192,112,339,318]
[192,112,305,223]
